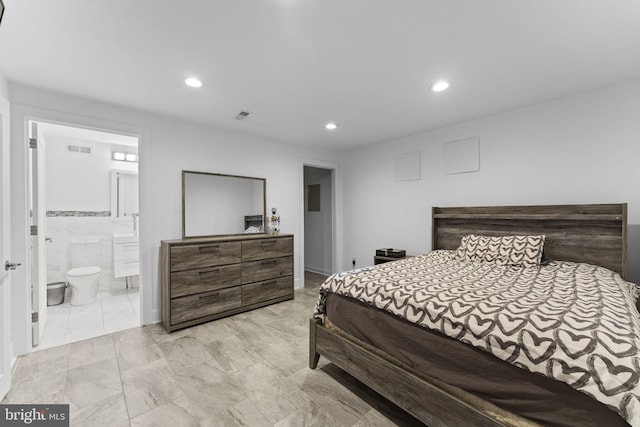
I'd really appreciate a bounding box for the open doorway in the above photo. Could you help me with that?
[28,120,141,350]
[303,165,334,288]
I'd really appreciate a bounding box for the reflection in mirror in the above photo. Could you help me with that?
[111,170,139,218]
[182,171,266,238]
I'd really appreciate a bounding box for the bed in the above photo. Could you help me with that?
[309,203,638,427]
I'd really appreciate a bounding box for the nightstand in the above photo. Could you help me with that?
[374,254,413,265]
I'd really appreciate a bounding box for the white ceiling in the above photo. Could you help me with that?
[1,0,639,152]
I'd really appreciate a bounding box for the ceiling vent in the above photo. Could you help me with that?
[67,144,92,155]
[234,111,251,121]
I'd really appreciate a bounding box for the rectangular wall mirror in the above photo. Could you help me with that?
[182,171,266,238]
[111,169,139,218]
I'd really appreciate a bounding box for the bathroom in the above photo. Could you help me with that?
[36,121,141,349]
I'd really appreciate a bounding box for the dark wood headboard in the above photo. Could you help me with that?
[432,203,628,279]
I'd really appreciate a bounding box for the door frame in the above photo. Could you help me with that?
[10,110,148,356]
[27,121,47,348]
[1,98,12,401]
[298,159,342,287]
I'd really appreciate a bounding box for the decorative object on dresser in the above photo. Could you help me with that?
[374,248,407,265]
[161,233,293,332]
[269,207,280,234]
[243,215,264,233]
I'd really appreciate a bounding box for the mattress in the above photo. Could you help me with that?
[325,292,627,427]
[315,250,640,426]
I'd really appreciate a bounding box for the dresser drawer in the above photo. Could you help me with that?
[242,276,293,306]
[242,237,293,261]
[242,256,292,284]
[170,264,241,298]
[170,287,241,325]
[170,241,241,271]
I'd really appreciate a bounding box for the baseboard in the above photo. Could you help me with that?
[151,308,161,324]
[305,267,331,276]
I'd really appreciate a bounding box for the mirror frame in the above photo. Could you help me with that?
[182,170,267,239]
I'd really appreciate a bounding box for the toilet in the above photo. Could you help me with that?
[66,239,102,305]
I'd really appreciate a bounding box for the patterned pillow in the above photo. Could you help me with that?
[455,234,546,267]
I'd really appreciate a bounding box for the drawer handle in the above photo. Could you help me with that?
[199,245,220,253]
[199,292,219,300]
[198,269,219,277]
[124,260,138,264]
[261,260,277,265]
[262,280,277,286]
[261,241,276,246]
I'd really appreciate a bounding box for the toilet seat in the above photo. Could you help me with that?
[67,266,101,277]
[67,238,102,306]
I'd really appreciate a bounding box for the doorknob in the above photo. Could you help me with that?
[4,261,21,271]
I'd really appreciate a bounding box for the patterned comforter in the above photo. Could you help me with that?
[313,250,640,426]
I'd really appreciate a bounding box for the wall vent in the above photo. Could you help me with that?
[234,111,251,121]
[67,144,92,155]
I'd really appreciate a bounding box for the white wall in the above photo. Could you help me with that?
[44,133,139,212]
[45,135,111,211]
[304,167,333,275]
[0,74,8,99]
[340,78,640,283]
[9,83,337,355]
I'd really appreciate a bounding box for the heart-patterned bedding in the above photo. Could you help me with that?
[313,250,640,426]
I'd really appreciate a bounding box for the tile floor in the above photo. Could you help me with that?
[3,272,422,426]
[38,286,140,350]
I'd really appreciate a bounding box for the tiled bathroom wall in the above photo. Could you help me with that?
[46,213,139,291]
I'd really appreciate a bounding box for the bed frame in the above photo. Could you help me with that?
[309,203,628,427]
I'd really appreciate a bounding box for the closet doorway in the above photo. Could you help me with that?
[302,164,336,285]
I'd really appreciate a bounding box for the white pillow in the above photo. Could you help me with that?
[455,234,545,267]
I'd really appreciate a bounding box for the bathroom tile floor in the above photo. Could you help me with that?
[3,272,423,426]
[38,286,140,350]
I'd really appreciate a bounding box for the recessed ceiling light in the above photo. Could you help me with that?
[325,122,338,130]
[431,81,449,92]
[185,77,203,88]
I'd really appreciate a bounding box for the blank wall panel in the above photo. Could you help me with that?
[443,137,479,175]
[394,151,421,181]
[308,184,321,211]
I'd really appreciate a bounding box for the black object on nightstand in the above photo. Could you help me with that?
[374,248,407,265]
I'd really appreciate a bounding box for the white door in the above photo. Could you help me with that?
[28,121,47,347]
[1,111,14,400]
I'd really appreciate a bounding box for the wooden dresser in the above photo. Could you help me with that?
[161,233,293,332]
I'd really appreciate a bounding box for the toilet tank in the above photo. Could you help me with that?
[70,238,101,268]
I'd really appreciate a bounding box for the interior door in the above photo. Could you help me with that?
[28,121,47,347]
[1,111,12,399]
